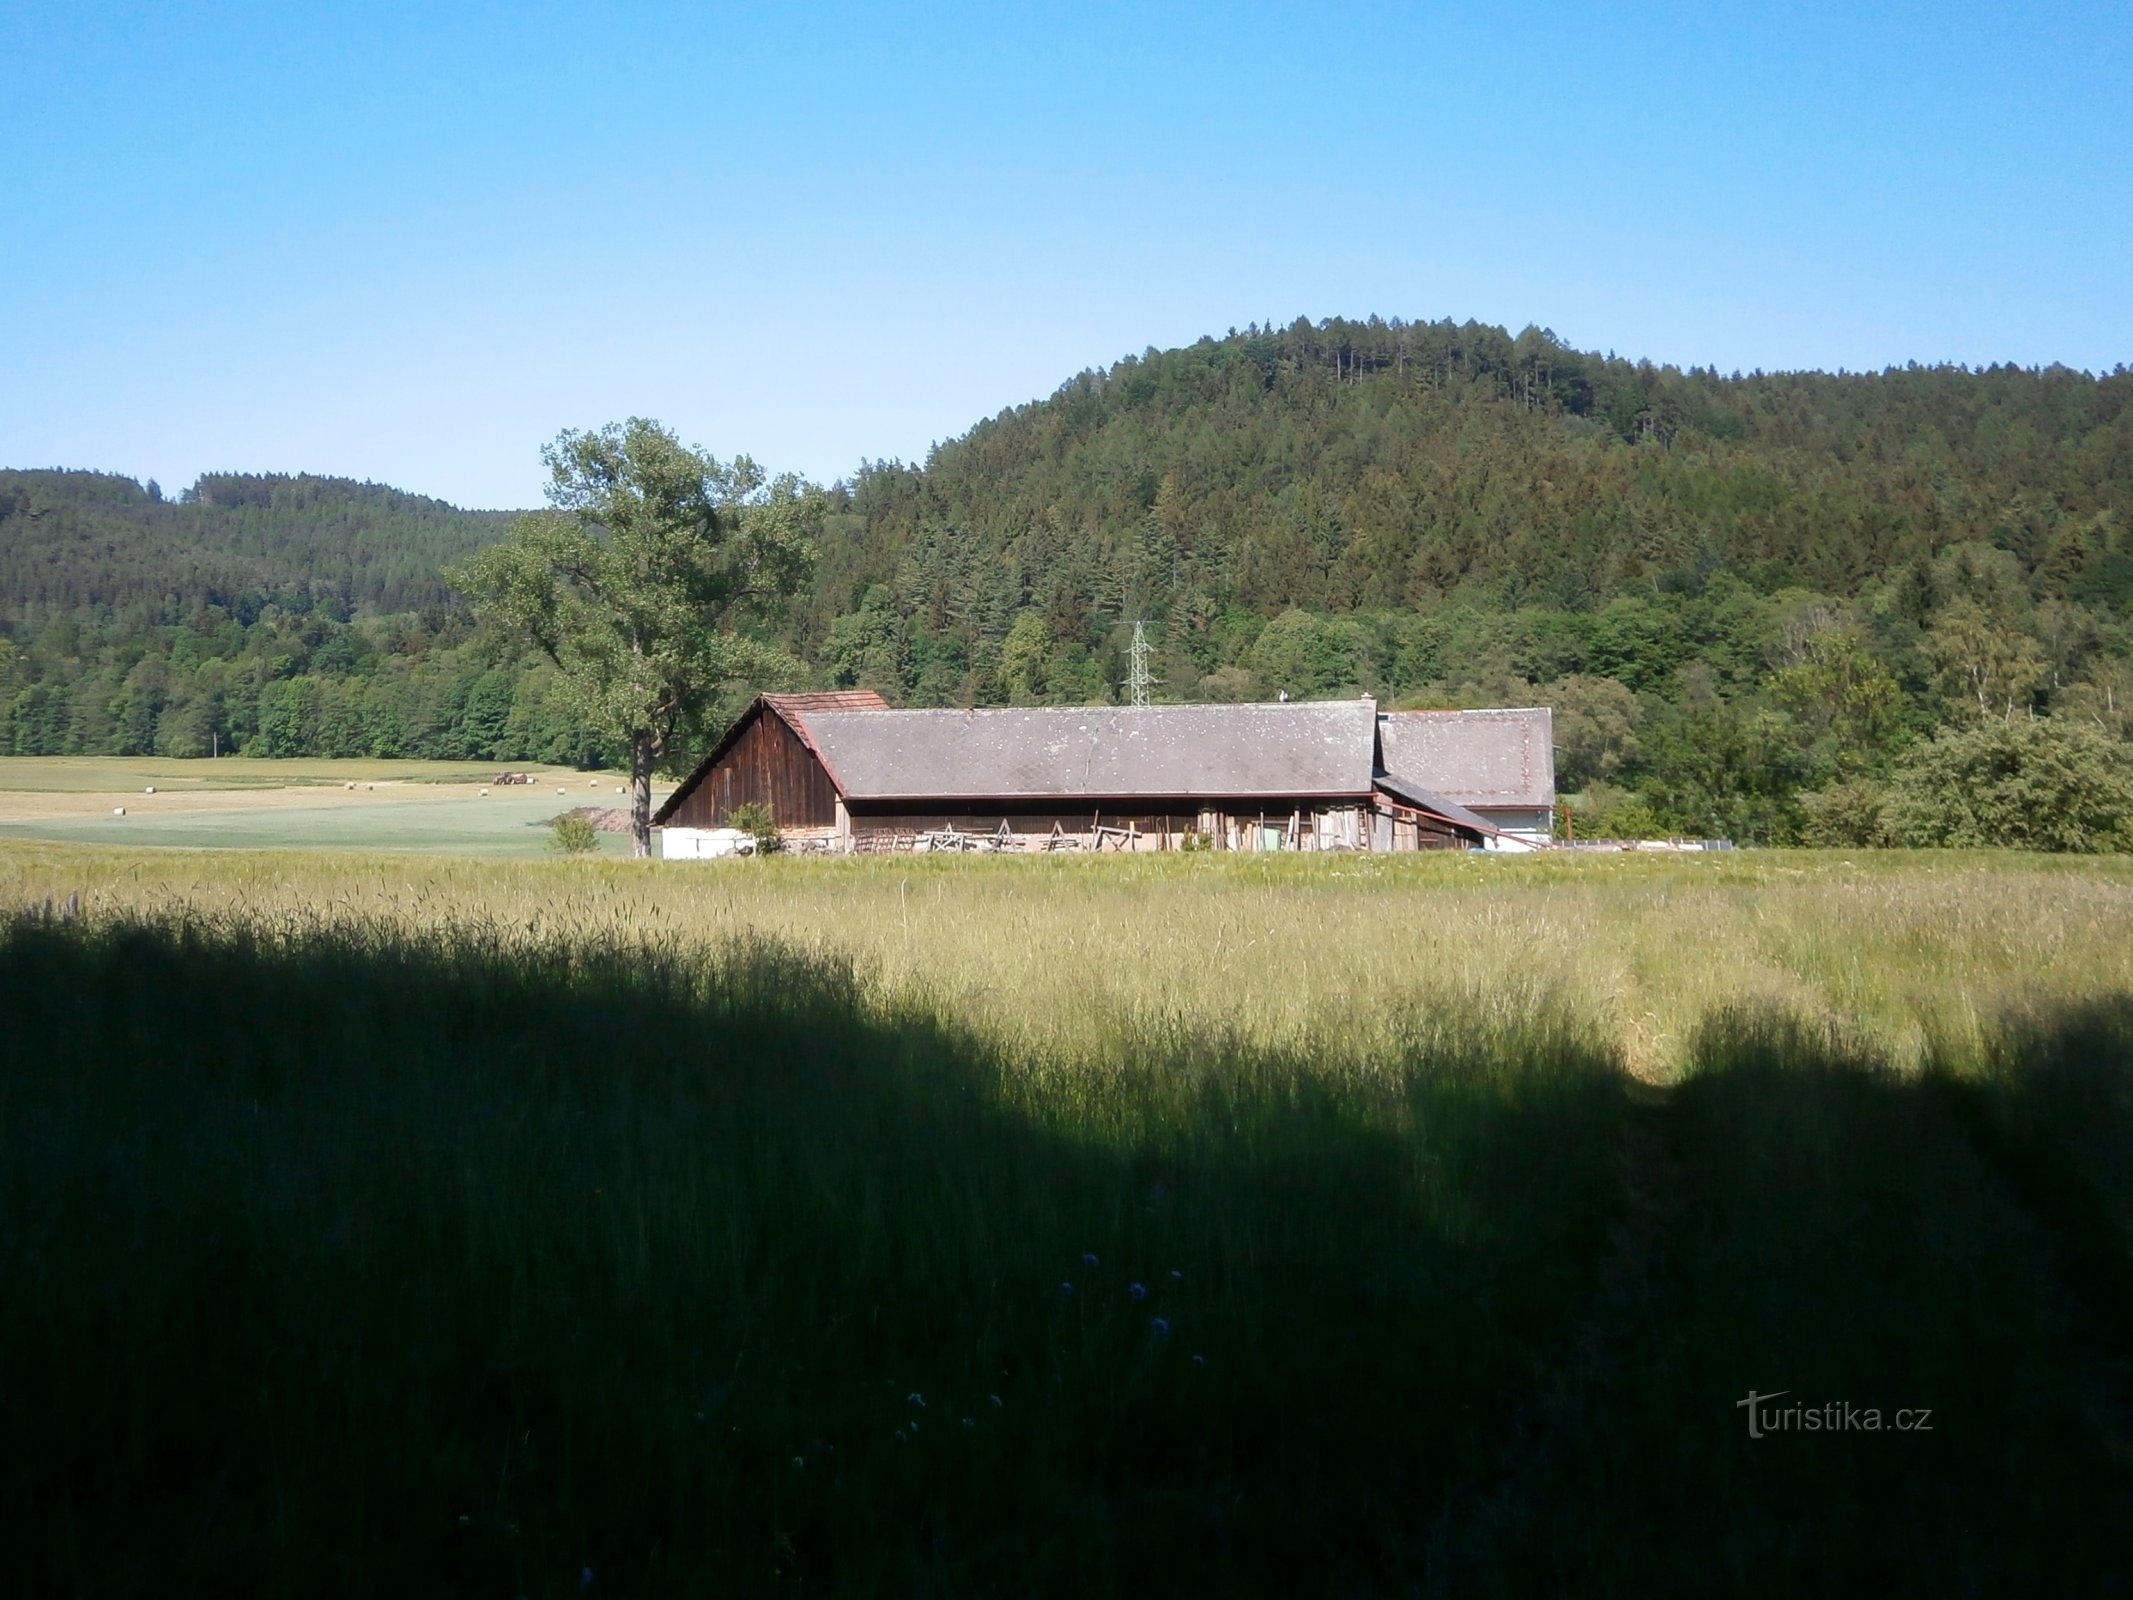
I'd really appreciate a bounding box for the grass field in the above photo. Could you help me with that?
[4,844,2132,1594]
[0,756,652,857]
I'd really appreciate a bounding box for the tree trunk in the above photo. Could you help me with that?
[631,734,654,858]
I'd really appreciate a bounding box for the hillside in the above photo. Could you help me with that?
[4,317,2131,841]
[0,469,513,621]
[798,318,2133,704]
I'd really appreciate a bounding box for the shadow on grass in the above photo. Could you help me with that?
[1434,1002,2133,1597]
[0,914,1628,1598]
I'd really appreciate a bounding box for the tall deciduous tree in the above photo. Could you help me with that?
[455,419,817,856]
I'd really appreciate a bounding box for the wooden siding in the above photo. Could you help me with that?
[662,708,838,830]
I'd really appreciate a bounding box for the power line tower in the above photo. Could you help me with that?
[1127,620,1159,707]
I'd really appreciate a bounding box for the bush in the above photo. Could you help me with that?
[1796,779,1896,847]
[728,800,782,854]
[1567,782,1662,841]
[1884,717,2133,852]
[549,811,599,854]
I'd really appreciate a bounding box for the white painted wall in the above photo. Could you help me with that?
[658,827,757,860]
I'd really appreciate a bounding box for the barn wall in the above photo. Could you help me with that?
[1372,801,1472,850]
[664,710,838,830]
[844,801,1367,854]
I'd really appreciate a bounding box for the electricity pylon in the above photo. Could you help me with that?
[1127,621,1159,707]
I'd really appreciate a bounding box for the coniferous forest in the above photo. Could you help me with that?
[5,317,2132,842]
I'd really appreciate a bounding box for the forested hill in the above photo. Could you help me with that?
[799,318,2133,703]
[4,318,2132,843]
[0,469,512,621]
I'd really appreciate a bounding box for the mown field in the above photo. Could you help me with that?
[5,844,2133,1595]
[0,756,646,857]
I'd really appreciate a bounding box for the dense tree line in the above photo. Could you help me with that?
[4,319,2131,843]
[790,319,2132,843]
[0,471,596,765]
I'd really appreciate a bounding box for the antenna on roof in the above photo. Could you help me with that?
[1127,621,1159,708]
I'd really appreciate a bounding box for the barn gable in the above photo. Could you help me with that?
[654,691,887,831]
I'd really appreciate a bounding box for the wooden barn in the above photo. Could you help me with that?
[656,695,1555,855]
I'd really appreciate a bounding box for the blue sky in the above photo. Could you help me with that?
[3,1,2128,508]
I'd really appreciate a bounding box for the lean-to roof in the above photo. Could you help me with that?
[1375,708,1555,809]
[1371,771,1505,837]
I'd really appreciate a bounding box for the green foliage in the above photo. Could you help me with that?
[1926,597,2049,722]
[1795,778,1898,847]
[1565,781,1662,841]
[727,799,781,854]
[804,322,2132,711]
[1885,717,2133,851]
[1767,624,1907,777]
[454,419,819,855]
[549,811,599,854]
[1247,608,1371,698]
[1638,703,1810,844]
[0,467,510,619]
[1544,674,1642,789]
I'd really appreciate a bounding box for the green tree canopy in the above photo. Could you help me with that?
[1885,717,2133,852]
[453,419,818,855]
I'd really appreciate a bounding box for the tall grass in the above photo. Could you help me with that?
[1433,1005,2133,1594]
[7,844,2133,1078]
[5,848,2133,1593]
[1,912,1627,1595]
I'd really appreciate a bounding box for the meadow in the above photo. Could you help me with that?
[0,756,644,857]
[5,842,2133,1594]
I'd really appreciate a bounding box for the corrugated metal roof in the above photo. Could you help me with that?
[793,701,1380,801]
[1376,708,1555,809]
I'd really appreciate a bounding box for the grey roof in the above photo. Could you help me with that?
[794,701,1379,801]
[1376,708,1555,809]
[1371,772,1505,837]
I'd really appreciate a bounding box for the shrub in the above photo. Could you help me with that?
[1796,779,1896,847]
[1884,717,2133,852]
[728,800,782,854]
[1568,782,1663,841]
[549,811,599,854]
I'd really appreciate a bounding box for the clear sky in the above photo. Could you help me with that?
[3,1,2128,509]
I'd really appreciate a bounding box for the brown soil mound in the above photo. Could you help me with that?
[536,806,634,833]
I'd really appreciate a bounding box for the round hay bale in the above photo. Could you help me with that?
[113,806,125,816]
[144,785,155,794]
